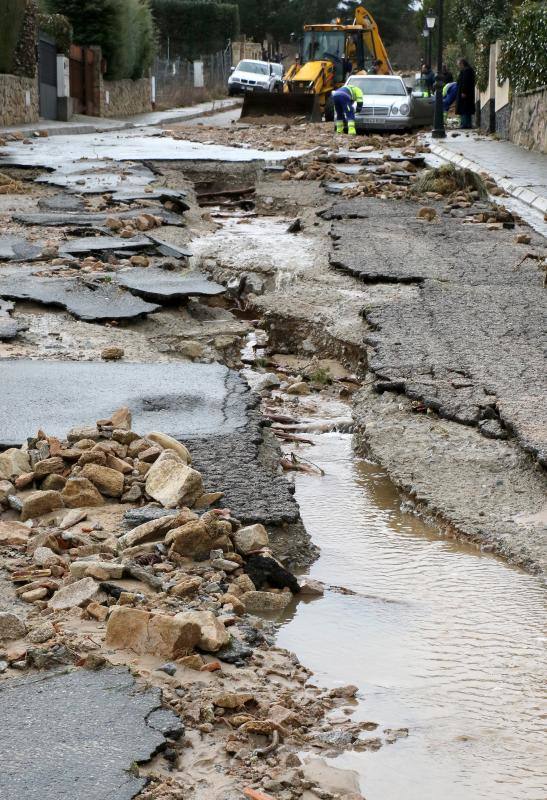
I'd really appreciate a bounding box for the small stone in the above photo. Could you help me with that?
[0,479,15,503]
[80,464,124,497]
[0,612,27,641]
[34,456,64,476]
[48,577,104,610]
[14,472,36,489]
[41,474,67,491]
[169,576,203,597]
[286,381,310,395]
[33,546,64,567]
[177,654,205,670]
[298,578,324,596]
[22,587,49,602]
[121,484,142,503]
[233,523,269,555]
[101,346,124,361]
[130,255,149,267]
[145,432,191,464]
[145,450,203,508]
[86,601,109,621]
[70,560,125,580]
[0,448,31,480]
[61,477,105,508]
[514,233,531,244]
[329,684,359,698]
[211,557,240,572]
[417,206,437,221]
[241,591,292,613]
[20,490,64,521]
[194,491,224,509]
[174,610,230,652]
[0,520,31,546]
[60,509,88,529]
[28,621,56,644]
[158,662,177,676]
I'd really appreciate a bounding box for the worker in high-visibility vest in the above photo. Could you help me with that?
[332,84,364,135]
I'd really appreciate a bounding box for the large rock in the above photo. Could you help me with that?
[20,490,64,521]
[145,450,203,508]
[105,606,201,658]
[174,610,230,652]
[0,612,27,641]
[146,432,191,464]
[61,477,105,508]
[233,523,269,555]
[48,577,104,610]
[241,590,292,613]
[0,448,31,480]
[0,520,31,546]
[80,464,124,497]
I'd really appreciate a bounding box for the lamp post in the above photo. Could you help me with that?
[431,0,446,138]
[425,10,436,67]
[422,29,429,65]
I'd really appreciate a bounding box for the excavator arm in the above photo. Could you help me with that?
[353,6,392,73]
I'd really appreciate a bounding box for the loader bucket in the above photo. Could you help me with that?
[240,91,323,122]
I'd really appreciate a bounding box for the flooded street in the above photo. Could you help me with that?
[278,433,546,800]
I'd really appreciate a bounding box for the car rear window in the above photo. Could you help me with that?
[238,61,269,75]
[348,77,406,96]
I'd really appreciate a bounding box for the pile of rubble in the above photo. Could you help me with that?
[166,120,424,153]
[0,409,385,798]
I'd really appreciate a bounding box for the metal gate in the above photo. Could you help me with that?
[38,33,58,119]
[69,44,97,115]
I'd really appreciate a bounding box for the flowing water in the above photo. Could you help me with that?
[277,432,546,800]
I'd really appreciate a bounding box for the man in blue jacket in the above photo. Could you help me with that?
[332,84,364,135]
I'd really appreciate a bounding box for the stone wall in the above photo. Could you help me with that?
[508,87,547,154]
[0,74,39,127]
[100,78,152,118]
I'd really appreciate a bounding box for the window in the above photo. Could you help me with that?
[347,77,406,96]
[238,61,269,75]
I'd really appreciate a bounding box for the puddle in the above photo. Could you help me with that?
[277,433,546,800]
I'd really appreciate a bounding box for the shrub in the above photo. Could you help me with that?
[151,0,239,59]
[497,1,547,93]
[46,0,156,79]
[0,0,30,73]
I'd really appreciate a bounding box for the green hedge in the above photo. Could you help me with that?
[46,0,156,79]
[151,0,239,59]
[0,0,29,73]
[498,1,547,93]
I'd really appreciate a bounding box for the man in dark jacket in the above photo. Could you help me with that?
[456,58,475,129]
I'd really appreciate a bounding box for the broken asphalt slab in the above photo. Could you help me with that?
[116,268,225,301]
[0,360,248,446]
[0,129,308,170]
[0,236,43,261]
[0,273,160,322]
[12,207,184,228]
[328,196,547,464]
[0,299,27,339]
[0,666,180,800]
[0,359,300,527]
[60,235,153,256]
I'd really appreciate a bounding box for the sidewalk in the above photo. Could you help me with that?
[426,131,547,215]
[0,98,241,138]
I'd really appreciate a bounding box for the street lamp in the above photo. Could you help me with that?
[422,28,429,65]
[425,9,436,66]
[431,0,446,138]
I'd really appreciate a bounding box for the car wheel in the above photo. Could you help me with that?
[324,96,334,122]
[228,88,235,96]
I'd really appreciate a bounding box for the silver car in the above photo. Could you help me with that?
[346,74,434,131]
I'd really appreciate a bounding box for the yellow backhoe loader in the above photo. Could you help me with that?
[241,5,392,121]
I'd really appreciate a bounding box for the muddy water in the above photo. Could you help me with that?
[277,433,546,800]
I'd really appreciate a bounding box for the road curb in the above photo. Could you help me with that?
[428,142,547,216]
[0,100,241,139]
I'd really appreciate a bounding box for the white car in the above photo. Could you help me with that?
[345,74,434,131]
[228,60,279,95]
